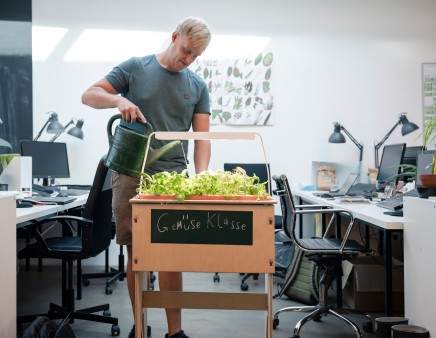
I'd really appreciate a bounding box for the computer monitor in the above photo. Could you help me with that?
[402,146,424,166]
[20,140,70,185]
[377,143,406,184]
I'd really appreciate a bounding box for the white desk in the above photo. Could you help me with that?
[294,190,404,316]
[16,194,88,225]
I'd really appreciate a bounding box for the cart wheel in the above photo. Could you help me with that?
[106,286,113,295]
[273,318,279,329]
[83,279,90,287]
[240,282,249,291]
[103,309,111,316]
[147,325,151,337]
[313,315,322,322]
[213,274,220,283]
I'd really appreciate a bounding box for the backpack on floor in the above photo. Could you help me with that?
[18,316,76,338]
[277,245,320,305]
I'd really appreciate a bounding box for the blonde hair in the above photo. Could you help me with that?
[175,16,212,50]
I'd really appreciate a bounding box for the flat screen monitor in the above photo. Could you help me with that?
[20,140,70,185]
[402,146,424,167]
[377,143,406,183]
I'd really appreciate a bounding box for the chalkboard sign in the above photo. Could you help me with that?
[150,209,253,245]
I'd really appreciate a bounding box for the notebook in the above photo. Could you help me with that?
[27,195,77,205]
[313,172,360,197]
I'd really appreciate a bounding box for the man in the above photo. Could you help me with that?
[81,17,212,338]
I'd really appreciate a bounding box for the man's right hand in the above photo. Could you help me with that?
[117,97,146,123]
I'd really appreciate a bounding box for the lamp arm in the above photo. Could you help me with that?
[49,119,74,142]
[374,121,400,167]
[33,119,50,141]
[341,125,364,161]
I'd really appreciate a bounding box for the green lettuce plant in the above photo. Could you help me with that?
[137,167,270,202]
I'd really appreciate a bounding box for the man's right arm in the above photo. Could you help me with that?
[81,78,145,123]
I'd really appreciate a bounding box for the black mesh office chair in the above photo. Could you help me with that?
[213,163,286,291]
[17,157,120,336]
[271,174,373,338]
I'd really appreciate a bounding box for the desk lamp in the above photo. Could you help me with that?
[328,122,363,161]
[374,112,419,168]
[50,118,84,142]
[33,112,64,141]
[0,118,12,151]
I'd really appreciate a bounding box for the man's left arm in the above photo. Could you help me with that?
[192,113,211,174]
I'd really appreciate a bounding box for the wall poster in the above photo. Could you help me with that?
[191,52,273,126]
[422,63,436,122]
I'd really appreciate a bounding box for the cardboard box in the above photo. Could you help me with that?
[342,256,404,312]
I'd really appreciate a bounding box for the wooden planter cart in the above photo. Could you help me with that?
[131,131,276,338]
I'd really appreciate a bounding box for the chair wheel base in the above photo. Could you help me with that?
[111,324,120,336]
[273,318,279,329]
[363,320,373,333]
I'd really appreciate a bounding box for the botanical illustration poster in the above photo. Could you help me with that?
[422,63,436,120]
[191,52,273,125]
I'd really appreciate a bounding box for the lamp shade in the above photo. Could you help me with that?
[67,119,84,140]
[399,114,419,136]
[46,113,64,134]
[328,122,364,161]
[328,123,346,143]
[0,137,12,150]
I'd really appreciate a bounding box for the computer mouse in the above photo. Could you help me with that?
[57,191,69,197]
[16,200,33,208]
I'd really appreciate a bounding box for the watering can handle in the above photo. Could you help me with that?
[107,114,154,144]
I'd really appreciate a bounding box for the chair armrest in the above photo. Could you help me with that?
[292,207,356,254]
[25,215,93,255]
[295,204,333,209]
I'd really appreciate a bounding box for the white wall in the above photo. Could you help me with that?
[31,0,436,264]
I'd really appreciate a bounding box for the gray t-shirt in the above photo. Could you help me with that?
[106,55,210,173]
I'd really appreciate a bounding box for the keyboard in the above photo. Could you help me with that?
[347,183,380,197]
[65,188,90,196]
[32,184,53,196]
[376,189,419,210]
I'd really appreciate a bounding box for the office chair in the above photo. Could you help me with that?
[80,219,126,295]
[271,174,373,338]
[79,214,156,300]
[213,163,285,291]
[17,157,120,336]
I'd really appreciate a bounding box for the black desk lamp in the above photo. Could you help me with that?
[0,118,12,151]
[50,119,84,142]
[33,112,64,141]
[328,122,363,161]
[374,113,419,168]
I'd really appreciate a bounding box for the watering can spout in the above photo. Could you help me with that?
[145,141,181,168]
[104,114,182,178]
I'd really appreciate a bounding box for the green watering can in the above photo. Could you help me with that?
[104,114,181,178]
